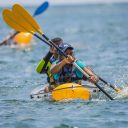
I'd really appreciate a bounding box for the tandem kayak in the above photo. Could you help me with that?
[30,83,100,101]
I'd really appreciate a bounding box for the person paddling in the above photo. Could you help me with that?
[50,43,99,88]
[36,37,63,92]
[0,31,18,46]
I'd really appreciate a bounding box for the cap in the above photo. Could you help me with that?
[58,43,74,53]
[51,37,63,45]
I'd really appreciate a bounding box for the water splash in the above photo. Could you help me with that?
[114,87,128,99]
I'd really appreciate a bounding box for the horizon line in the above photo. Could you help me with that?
[0,1,128,7]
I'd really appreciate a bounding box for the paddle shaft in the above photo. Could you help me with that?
[99,77,120,92]
[34,34,51,47]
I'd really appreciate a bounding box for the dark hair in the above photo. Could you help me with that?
[51,37,63,45]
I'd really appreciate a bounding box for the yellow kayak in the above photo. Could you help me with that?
[52,83,91,101]
[30,83,99,101]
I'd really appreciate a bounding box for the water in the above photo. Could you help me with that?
[0,3,128,128]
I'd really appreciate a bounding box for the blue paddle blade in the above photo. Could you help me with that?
[33,1,49,17]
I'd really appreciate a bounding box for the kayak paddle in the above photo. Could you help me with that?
[2,4,114,100]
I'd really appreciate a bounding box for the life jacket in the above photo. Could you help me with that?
[54,63,82,86]
[37,55,56,85]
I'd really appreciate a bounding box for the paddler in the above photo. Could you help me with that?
[36,37,63,92]
[0,31,18,46]
[50,43,99,88]
[0,31,33,46]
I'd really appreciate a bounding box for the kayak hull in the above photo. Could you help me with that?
[30,83,100,101]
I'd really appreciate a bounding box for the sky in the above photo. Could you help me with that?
[0,0,128,6]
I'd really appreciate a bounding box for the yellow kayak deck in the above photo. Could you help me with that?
[52,83,91,101]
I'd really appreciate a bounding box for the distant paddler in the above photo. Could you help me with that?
[0,30,18,46]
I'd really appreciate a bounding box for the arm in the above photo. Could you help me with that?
[50,59,66,74]
[36,50,53,74]
[41,46,54,71]
[51,55,75,74]
[83,67,99,83]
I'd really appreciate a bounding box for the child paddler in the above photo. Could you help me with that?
[51,43,99,87]
[36,37,63,92]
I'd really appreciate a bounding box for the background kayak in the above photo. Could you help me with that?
[13,32,33,45]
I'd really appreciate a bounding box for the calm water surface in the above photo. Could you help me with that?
[0,3,128,128]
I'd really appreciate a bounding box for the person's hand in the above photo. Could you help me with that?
[88,75,99,84]
[63,55,75,64]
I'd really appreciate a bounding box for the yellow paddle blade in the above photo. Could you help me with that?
[115,88,121,93]
[12,4,43,35]
[3,9,34,35]
[3,9,31,33]
[52,83,91,101]
[3,9,26,32]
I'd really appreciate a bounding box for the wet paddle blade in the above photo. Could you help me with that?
[12,4,43,34]
[3,9,26,32]
[33,1,49,17]
[115,87,128,99]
